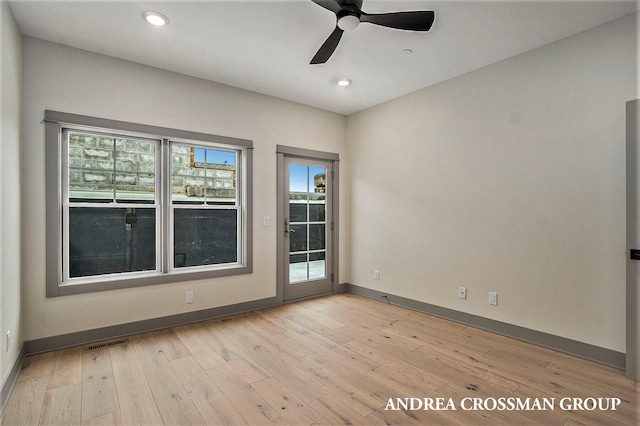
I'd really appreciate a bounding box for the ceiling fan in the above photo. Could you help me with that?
[310,0,436,64]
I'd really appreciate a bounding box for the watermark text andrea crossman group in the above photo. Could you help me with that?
[385,397,622,412]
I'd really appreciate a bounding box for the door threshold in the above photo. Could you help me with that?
[283,291,334,305]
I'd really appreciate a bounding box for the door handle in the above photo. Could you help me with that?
[284,218,296,237]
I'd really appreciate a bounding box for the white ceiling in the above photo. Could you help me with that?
[8,0,639,115]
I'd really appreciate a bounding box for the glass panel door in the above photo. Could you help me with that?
[283,157,332,301]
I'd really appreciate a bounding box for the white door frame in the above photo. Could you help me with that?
[276,145,339,304]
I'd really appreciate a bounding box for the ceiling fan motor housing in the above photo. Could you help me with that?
[337,11,360,30]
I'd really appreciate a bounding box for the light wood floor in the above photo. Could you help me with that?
[1,294,638,425]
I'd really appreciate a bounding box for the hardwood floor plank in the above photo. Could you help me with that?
[340,321,423,354]
[152,328,190,361]
[383,320,495,360]
[546,357,638,401]
[412,345,522,393]
[196,320,272,384]
[238,310,288,335]
[282,303,346,330]
[0,375,48,425]
[344,338,448,392]
[433,381,542,425]
[170,355,247,425]
[173,324,227,370]
[17,352,55,383]
[81,348,119,421]
[206,364,286,425]
[80,411,123,425]
[245,311,381,375]
[47,347,83,390]
[366,403,460,426]
[217,321,387,417]
[252,377,330,425]
[134,334,204,425]
[256,308,355,345]
[38,383,81,425]
[108,342,164,426]
[308,393,376,425]
[215,319,329,403]
[513,384,585,426]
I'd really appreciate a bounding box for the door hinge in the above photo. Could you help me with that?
[331,170,335,180]
[331,222,335,231]
[331,273,334,282]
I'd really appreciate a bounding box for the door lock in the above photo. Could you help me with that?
[284,218,296,237]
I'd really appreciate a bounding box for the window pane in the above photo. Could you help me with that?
[290,202,307,222]
[115,138,156,202]
[289,253,308,283]
[309,203,325,222]
[174,208,238,268]
[289,164,308,193]
[309,252,326,280]
[172,144,236,204]
[309,224,326,251]
[309,167,326,193]
[68,132,114,201]
[68,207,156,278]
[67,132,156,202]
[289,224,307,252]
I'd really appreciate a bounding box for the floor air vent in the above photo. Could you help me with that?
[210,317,234,325]
[84,337,130,352]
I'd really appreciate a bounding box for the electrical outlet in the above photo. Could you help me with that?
[458,287,467,299]
[374,270,380,281]
[263,216,270,227]
[186,291,194,304]
[489,292,498,306]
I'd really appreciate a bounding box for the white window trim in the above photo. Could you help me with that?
[45,110,253,297]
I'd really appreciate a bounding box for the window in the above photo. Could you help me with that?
[45,111,253,296]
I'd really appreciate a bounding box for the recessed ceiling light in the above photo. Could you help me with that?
[337,79,352,87]
[142,11,169,27]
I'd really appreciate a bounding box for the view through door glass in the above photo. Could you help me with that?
[284,158,332,301]
[289,163,326,282]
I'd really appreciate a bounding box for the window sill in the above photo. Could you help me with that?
[50,264,253,297]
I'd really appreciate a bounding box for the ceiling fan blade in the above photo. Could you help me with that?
[310,26,344,64]
[360,11,435,31]
[310,0,342,14]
